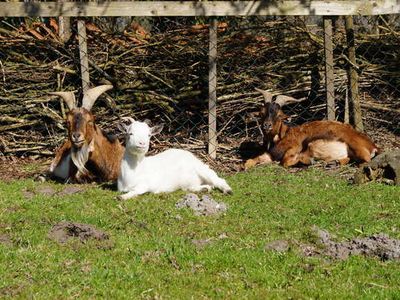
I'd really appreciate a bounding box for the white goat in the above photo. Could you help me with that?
[117,118,232,200]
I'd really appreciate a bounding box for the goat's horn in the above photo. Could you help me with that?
[255,88,273,104]
[49,91,76,110]
[81,85,113,111]
[122,117,135,124]
[274,95,303,107]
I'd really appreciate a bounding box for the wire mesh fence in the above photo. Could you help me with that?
[0,15,399,169]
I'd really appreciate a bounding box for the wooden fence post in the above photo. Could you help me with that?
[323,16,335,120]
[208,18,218,159]
[59,16,71,42]
[77,19,90,92]
[345,15,363,131]
[58,0,71,43]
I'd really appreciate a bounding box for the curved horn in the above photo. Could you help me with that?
[82,85,113,111]
[255,88,273,104]
[49,91,76,110]
[274,95,303,107]
[121,117,135,124]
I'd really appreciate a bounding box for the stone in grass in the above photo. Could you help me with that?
[48,221,109,244]
[176,193,227,216]
[265,240,290,253]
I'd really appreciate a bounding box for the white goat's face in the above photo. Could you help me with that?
[124,121,164,155]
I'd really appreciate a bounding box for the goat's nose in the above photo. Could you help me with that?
[72,133,82,141]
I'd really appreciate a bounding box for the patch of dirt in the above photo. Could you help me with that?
[56,186,86,196]
[0,284,26,298]
[0,234,13,246]
[48,221,109,244]
[0,156,49,181]
[303,227,400,261]
[191,233,228,249]
[176,193,228,216]
[23,185,86,199]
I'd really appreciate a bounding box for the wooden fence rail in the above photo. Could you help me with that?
[0,1,399,17]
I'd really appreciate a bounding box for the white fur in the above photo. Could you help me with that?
[50,153,71,180]
[117,120,232,200]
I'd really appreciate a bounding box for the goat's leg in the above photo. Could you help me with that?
[117,187,148,201]
[349,146,372,163]
[244,152,273,170]
[338,157,351,165]
[282,148,301,167]
[50,140,71,172]
[189,185,212,192]
[50,140,77,180]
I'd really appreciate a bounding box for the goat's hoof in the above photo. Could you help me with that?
[116,195,127,201]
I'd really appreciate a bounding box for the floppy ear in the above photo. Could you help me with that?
[150,124,164,136]
[279,110,290,122]
[144,119,152,126]
[117,122,128,134]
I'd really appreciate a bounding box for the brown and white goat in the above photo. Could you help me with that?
[245,88,379,169]
[49,85,125,182]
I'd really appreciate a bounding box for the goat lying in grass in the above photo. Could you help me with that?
[245,88,379,169]
[49,85,125,182]
[117,118,232,200]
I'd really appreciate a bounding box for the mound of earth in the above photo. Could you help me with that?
[354,150,400,185]
[48,221,109,244]
[176,193,227,216]
[305,227,400,261]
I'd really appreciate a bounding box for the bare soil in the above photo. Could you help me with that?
[48,221,109,244]
[0,234,13,246]
[23,184,86,199]
[303,227,400,261]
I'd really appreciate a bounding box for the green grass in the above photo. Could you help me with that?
[0,165,399,299]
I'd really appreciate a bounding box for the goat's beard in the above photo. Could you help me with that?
[70,141,92,178]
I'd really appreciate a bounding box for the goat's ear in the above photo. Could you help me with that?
[117,123,128,133]
[121,117,135,124]
[150,124,164,136]
[143,119,152,126]
[282,114,292,124]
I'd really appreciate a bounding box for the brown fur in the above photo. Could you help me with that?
[270,120,379,167]
[52,108,125,182]
[246,98,380,168]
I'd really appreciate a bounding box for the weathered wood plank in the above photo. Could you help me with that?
[0,1,399,17]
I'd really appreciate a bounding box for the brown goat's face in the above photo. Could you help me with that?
[66,108,96,148]
[260,102,288,137]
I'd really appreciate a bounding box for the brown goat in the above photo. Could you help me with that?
[245,88,379,168]
[49,85,125,182]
